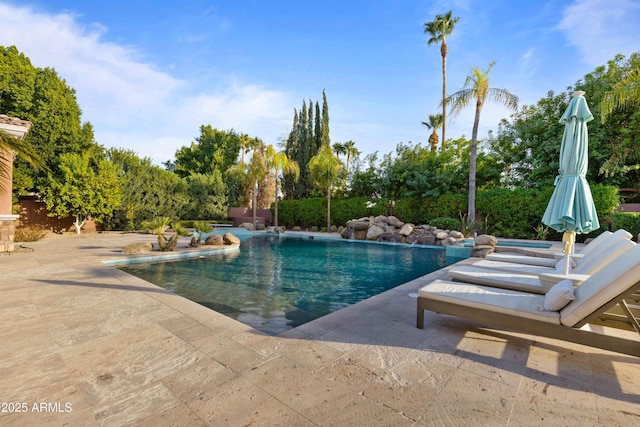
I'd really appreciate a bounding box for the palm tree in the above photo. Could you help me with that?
[421,114,443,152]
[246,140,268,227]
[600,66,640,123]
[142,217,191,251]
[0,129,45,184]
[332,142,346,160]
[424,11,459,149]
[445,61,518,222]
[342,140,359,186]
[265,144,299,227]
[309,143,343,231]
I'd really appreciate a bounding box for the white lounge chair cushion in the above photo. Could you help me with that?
[448,265,546,294]
[419,280,560,324]
[541,280,575,311]
[561,243,640,326]
[473,238,636,277]
[485,253,557,267]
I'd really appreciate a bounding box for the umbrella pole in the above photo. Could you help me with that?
[561,231,576,275]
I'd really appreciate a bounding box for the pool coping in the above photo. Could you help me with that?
[101,243,240,265]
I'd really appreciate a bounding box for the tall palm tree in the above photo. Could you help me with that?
[445,61,518,222]
[246,139,268,227]
[332,142,346,160]
[265,144,299,227]
[421,114,443,152]
[309,143,343,231]
[600,66,640,123]
[424,10,459,149]
[342,140,359,186]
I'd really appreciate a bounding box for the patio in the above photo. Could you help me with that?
[1,233,638,426]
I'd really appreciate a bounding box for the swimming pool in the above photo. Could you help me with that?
[119,235,460,335]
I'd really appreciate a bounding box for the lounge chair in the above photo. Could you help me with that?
[448,238,637,294]
[417,244,640,357]
[473,229,632,276]
[484,229,631,267]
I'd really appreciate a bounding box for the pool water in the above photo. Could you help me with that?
[119,235,458,335]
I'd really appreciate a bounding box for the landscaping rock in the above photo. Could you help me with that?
[386,215,404,228]
[204,234,224,246]
[347,220,370,230]
[441,236,460,246]
[366,224,385,241]
[122,242,153,254]
[435,230,449,240]
[190,237,200,247]
[449,230,464,239]
[354,229,367,240]
[223,233,241,245]
[265,226,286,234]
[239,222,255,231]
[475,234,497,246]
[472,245,495,258]
[398,223,414,236]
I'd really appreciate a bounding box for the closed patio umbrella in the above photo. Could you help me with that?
[541,91,599,274]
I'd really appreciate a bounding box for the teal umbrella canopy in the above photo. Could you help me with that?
[541,91,600,234]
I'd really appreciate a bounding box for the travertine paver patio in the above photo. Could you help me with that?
[1,232,639,426]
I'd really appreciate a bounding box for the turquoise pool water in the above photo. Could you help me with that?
[119,235,459,335]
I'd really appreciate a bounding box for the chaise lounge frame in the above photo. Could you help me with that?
[417,281,640,357]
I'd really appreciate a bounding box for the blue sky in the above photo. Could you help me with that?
[1,0,639,164]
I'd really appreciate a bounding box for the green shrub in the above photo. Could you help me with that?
[612,212,640,239]
[429,217,460,230]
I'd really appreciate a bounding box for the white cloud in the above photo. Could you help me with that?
[0,3,293,163]
[558,0,640,65]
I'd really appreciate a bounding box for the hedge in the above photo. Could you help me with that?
[274,184,620,240]
[611,212,640,240]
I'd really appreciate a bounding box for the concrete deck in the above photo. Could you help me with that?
[1,233,639,426]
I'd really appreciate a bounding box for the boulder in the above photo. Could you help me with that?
[204,234,224,246]
[122,242,153,254]
[435,231,449,240]
[386,215,404,228]
[441,236,462,247]
[239,222,255,231]
[449,230,464,239]
[366,224,386,241]
[189,237,200,247]
[347,220,370,230]
[472,245,495,258]
[223,233,241,245]
[475,234,497,246]
[404,234,418,244]
[354,229,367,240]
[374,215,388,223]
[398,223,414,236]
[340,228,351,239]
[416,235,437,246]
[265,226,286,234]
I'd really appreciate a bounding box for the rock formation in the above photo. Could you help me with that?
[341,215,466,247]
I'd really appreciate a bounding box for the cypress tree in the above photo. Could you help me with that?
[322,90,330,148]
[282,109,299,199]
[314,101,322,151]
[284,92,331,199]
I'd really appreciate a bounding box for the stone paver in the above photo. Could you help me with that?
[1,233,639,426]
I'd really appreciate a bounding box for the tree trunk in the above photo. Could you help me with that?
[74,214,85,235]
[468,101,483,223]
[326,184,331,231]
[274,175,279,227]
[252,181,258,228]
[441,42,447,149]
